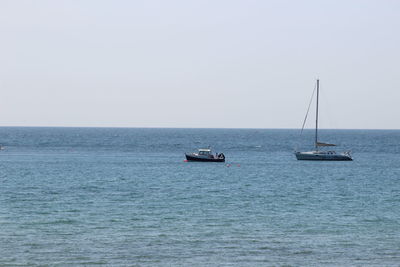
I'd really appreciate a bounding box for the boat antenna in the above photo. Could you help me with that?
[300,80,318,135]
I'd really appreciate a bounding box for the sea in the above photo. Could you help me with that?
[0,127,399,266]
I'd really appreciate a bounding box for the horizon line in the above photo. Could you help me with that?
[0,125,399,131]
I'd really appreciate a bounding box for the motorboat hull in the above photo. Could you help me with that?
[185,154,225,162]
[295,152,352,161]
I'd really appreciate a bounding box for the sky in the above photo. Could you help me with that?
[0,0,399,129]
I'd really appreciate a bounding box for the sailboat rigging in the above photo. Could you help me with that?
[295,79,352,161]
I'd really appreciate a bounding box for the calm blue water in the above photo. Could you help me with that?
[1,127,400,266]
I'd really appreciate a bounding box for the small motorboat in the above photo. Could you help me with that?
[185,148,225,162]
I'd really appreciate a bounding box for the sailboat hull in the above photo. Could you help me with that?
[295,151,352,161]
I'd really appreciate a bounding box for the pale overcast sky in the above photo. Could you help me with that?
[0,0,399,129]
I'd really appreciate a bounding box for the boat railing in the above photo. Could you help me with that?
[344,150,352,156]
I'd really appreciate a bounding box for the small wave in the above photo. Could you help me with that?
[51,219,78,225]
[294,250,313,255]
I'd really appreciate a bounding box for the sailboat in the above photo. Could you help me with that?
[295,79,352,161]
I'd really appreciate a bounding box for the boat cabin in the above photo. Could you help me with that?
[198,149,212,156]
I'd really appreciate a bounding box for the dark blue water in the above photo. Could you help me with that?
[1,127,400,266]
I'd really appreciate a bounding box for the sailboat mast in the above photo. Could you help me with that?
[315,79,319,150]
